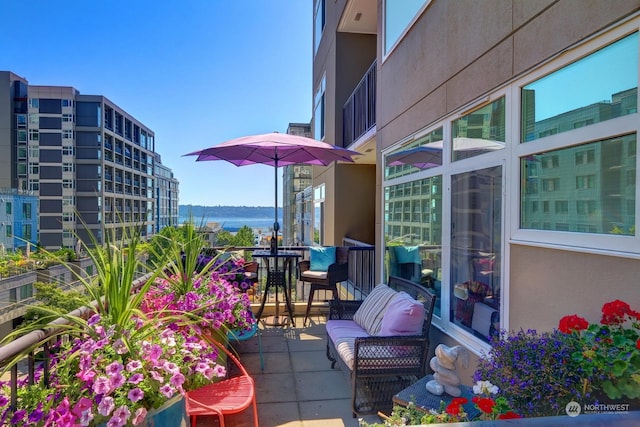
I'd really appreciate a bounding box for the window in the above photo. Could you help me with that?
[29,98,39,109]
[62,99,73,107]
[22,203,31,219]
[28,129,39,141]
[29,180,39,191]
[6,202,12,215]
[452,98,505,161]
[63,179,74,189]
[62,114,73,122]
[29,147,39,159]
[384,175,443,316]
[314,75,326,140]
[63,212,74,222]
[63,163,74,172]
[313,0,325,54]
[28,163,39,175]
[385,127,443,179]
[384,0,428,56]
[522,32,638,142]
[521,134,636,235]
[22,223,32,240]
[63,146,74,156]
[5,225,11,237]
[450,166,502,341]
[17,146,27,160]
[16,114,26,128]
[63,196,74,206]
[17,129,27,144]
[63,130,73,139]
[313,184,325,245]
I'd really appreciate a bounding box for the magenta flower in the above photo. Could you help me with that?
[106,361,124,375]
[110,372,126,389]
[92,376,112,395]
[128,388,145,403]
[98,396,115,416]
[159,384,175,398]
[128,373,144,384]
[132,407,147,425]
[126,360,143,372]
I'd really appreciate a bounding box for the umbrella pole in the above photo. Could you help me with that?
[272,155,279,254]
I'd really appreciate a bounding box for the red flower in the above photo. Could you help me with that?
[558,314,589,333]
[601,300,633,325]
[445,397,468,416]
[636,338,640,350]
[498,411,522,419]
[472,396,496,414]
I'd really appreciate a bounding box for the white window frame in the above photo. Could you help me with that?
[510,23,640,257]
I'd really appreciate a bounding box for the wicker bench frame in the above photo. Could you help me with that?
[326,276,437,417]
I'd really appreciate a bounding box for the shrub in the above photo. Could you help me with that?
[474,329,584,417]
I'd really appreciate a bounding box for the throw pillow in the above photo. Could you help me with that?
[310,246,336,271]
[353,284,398,335]
[378,291,425,336]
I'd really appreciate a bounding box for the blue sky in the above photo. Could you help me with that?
[1,0,312,207]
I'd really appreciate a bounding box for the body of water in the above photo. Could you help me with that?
[178,217,279,232]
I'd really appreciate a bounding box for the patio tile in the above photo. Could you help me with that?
[258,402,303,427]
[254,372,297,403]
[299,400,379,427]
[291,349,333,372]
[295,370,351,401]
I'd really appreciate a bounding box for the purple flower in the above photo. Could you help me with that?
[126,360,143,372]
[106,361,124,375]
[128,373,144,384]
[93,376,112,395]
[110,372,126,389]
[132,407,147,425]
[98,396,115,416]
[159,384,175,398]
[128,388,145,403]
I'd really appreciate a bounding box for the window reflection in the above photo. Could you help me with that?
[521,134,636,235]
[450,166,502,342]
[522,32,638,142]
[452,98,506,161]
[385,127,443,179]
[384,175,443,316]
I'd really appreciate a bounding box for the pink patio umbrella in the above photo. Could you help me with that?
[184,132,361,252]
[386,145,442,170]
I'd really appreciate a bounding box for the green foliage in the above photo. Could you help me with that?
[18,282,88,328]
[216,229,235,246]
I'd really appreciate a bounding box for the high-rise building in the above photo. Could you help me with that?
[154,153,179,232]
[0,71,177,248]
[282,123,313,245]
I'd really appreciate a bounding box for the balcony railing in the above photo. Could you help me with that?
[343,60,376,146]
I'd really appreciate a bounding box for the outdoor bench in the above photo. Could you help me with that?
[325,275,436,416]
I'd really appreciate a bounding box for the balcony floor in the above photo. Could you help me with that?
[195,313,382,426]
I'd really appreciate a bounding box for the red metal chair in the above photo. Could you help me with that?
[186,335,259,427]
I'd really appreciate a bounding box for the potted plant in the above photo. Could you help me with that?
[558,299,640,403]
[0,223,247,426]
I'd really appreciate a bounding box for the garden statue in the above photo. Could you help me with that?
[426,344,469,397]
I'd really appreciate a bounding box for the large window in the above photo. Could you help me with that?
[521,134,636,235]
[385,127,443,179]
[314,75,326,140]
[384,0,428,56]
[450,167,502,340]
[313,184,325,245]
[314,0,325,54]
[522,32,638,142]
[452,98,505,161]
[384,175,443,315]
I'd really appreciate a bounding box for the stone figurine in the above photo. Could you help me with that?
[426,344,469,397]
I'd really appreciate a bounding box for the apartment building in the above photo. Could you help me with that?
[315,0,640,382]
[154,153,180,232]
[0,190,38,251]
[282,122,313,245]
[0,71,176,249]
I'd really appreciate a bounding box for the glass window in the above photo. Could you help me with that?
[521,134,636,235]
[314,75,326,140]
[314,0,325,54]
[384,175,443,316]
[28,129,39,141]
[5,224,11,237]
[16,114,27,128]
[313,184,325,245]
[522,33,638,142]
[17,129,27,144]
[17,146,27,160]
[22,203,31,219]
[28,98,39,109]
[385,127,443,179]
[6,202,12,215]
[452,97,506,161]
[450,166,502,342]
[22,223,32,240]
[29,180,39,191]
[384,0,427,55]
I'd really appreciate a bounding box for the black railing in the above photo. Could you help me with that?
[343,60,376,146]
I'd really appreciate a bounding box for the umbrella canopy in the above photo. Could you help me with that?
[386,146,442,170]
[184,132,361,252]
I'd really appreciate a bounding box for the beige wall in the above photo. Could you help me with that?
[314,163,376,246]
[510,244,640,332]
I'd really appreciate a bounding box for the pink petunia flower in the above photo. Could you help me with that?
[98,396,115,416]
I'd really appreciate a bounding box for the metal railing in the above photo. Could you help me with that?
[343,60,376,146]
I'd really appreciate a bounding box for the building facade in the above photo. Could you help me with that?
[282,123,313,245]
[0,190,39,251]
[0,71,176,249]
[154,153,180,232]
[316,0,640,383]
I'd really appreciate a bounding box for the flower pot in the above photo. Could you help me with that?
[142,394,188,427]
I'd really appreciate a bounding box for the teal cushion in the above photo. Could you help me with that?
[310,246,336,271]
[395,245,421,264]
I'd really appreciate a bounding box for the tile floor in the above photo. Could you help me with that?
[194,314,383,427]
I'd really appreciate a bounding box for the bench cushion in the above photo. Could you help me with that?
[326,320,369,370]
[378,291,425,336]
[353,284,398,335]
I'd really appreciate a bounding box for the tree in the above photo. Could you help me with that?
[18,281,88,328]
